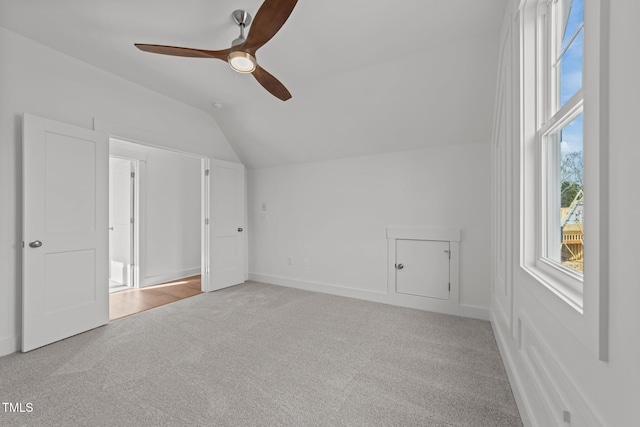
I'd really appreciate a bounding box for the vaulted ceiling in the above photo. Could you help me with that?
[0,0,507,168]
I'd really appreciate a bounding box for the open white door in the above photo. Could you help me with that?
[108,157,133,287]
[22,114,108,352]
[209,159,245,291]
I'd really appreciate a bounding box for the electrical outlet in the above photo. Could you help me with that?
[303,257,309,266]
[563,410,571,423]
[287,256,293,265]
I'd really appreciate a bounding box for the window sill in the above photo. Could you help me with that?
[521,260,583,314]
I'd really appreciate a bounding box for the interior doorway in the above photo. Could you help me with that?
[107,138,204,320]
[22,115,246,351]
[109,157,135,292]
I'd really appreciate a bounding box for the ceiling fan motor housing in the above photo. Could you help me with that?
[232,10,252,27]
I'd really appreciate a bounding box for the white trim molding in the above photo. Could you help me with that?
[250,225,488,320]
[93,118,211,158]
[0,336,19,357]
[141,268,202,288]
[386,226,461,242]
[248,273,489,321]
[492,306,606,427]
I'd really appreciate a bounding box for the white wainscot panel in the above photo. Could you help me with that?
[518,312,604,427]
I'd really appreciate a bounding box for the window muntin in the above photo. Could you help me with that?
[554,0,584,111]
[560,0,583,49]
[558,28,583,106]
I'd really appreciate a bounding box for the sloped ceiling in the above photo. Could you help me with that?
[0,0,507,168]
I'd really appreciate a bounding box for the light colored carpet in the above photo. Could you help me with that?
[0,282,522,426]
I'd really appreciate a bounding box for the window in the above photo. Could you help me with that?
[535,0,585,294]
[520,0,608,358]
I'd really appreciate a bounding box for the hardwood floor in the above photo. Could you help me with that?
[109,275,202,321]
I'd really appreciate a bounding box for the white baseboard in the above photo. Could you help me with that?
[248,273,489,320]
[0,335,19,357]
[141,267,201,288]
[491,310,533,427]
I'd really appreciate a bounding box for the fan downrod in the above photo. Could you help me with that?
[231,10,252,46]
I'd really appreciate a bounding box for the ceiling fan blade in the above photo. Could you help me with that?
[135,44,231,60]
[244,0,299,51]
[252,65,292,101]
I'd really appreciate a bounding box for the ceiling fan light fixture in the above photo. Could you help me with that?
[228,51,257,73]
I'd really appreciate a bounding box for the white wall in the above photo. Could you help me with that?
[491,1,640,426]
[0,27,239,356]
[248,144,492,316]
[144,148,201,283]
[110,140,201,286]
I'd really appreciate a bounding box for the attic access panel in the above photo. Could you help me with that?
[395,239,450,300]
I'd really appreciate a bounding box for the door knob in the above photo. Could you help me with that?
[237,228,243,232]
[29,240,43,248]
[395,263,404,270]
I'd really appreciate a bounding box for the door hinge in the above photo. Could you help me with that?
[131,172,135,178]
[130,218,134,224]
[448,283,451,292]
[205,218,209,225]
[22,241,24,248]
[205,169,210,176]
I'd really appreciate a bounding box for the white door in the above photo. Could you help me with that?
[22,114,108,352]
[396,239,450,300]
[209,159,245,291]
[108,158,133,287]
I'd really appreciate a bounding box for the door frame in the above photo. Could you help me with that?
[111,139,209,293]
[94,118,224,294]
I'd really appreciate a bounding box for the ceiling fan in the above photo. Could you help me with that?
[135,0,298,101]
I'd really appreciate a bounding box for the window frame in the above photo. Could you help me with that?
[533,0,585,309]
[519,0,609,360]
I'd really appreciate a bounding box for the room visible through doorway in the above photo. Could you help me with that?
[108,138,204,320]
